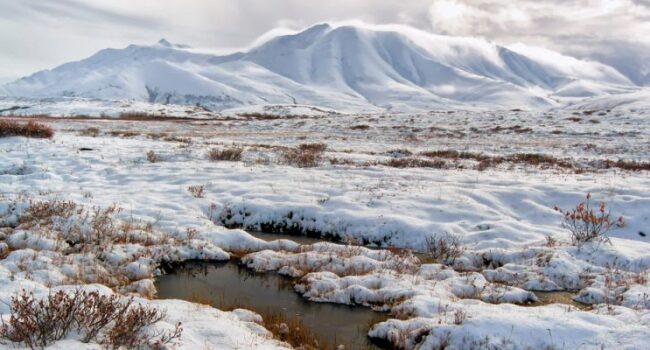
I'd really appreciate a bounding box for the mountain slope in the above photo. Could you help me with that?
[0,24,642,111]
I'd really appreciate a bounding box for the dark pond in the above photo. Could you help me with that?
[155,260,389,349]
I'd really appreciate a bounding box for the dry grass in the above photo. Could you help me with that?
[146,150,158,163]
[237,112,307,120]
[78,127,100,137]
[425,233,464,265]
[328,157,355,165]
[185,293,213,306]
[18,200,80,225]
[382,158,446,169]
[108,130,140,138]
[259,310,328,349]
[187,185,205,198]
[10,199,182,291]
[600,159,650,171]
[400,150,650,172]
[282,143,327,168]
[207,147,244,161]
[488,125,533,133]
[0,120,54,138]
[118,112,168,120]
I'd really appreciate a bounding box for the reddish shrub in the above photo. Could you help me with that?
[0,289,181,349]
[555,193,624,244]
[0,120,54,138]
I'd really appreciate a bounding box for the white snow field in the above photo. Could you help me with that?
[1,23,647,112]
[0,106,649,349]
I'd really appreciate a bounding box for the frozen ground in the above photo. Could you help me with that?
[0,107,649,349]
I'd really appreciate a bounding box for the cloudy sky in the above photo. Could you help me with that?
[0,0,648,83]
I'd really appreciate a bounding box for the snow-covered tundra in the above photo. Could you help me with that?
[0,104,649,349]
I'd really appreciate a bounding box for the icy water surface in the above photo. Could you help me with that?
[155,260,388,349]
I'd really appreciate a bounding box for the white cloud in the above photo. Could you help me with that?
[425,0,650,83]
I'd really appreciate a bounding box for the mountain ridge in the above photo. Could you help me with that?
[0,23,643,111]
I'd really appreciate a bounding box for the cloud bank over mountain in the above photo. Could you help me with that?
[0,0,647,84]
[2,23,643,111]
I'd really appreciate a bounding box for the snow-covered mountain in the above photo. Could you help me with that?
[0,23,642,111]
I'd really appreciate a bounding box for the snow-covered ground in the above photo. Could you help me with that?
[1,107,649,349]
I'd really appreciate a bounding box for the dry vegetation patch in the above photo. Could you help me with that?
[0,120,54,138]
[207,147,244,161]
[555,194,624,244]
[0,289,181,349]
[282,143,327,168]
[187,185,205,198]
[3,199,201,292]
[78,127,100,137]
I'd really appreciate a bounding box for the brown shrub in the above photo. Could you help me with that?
[384,158,446,169]
[328,157,355,165]
[237,112,282,120]
[0,289,181,349]
[297,143,327,153]
[510,153,564,166]
[282,143,327,168]
[554,193,624,244]
[109,130,140,138]
[426,233,464,265]
[78,127,100,137]
[421,150,577,170]
[385,149,413,157]
[421,150,492,163]
[118,112,167,120]
[207,147,243,161]
[600,159,650,171]
[18,200,79,228]
[146,150,158,163]
[187,185,205,198]
[0,120,54,138]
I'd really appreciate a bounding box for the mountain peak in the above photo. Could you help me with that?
[157,38,172,47]
[155,38,190,49]
[0,23,641,111]
[303,23,332,34]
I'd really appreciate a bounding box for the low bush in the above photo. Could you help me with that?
[426,233,464,265]
[384,158,446,169]
[0,120,54,138]
[118,112,167,120]
[207,147,243,161]
[78,127,100,137]
[0,289,182,349]
[146,150,158,163]
[555,193,624,244]
[281,143,327,168]
[187,185,205,198]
